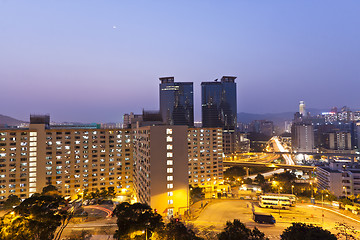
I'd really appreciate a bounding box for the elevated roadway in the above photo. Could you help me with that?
[223,160,316,171]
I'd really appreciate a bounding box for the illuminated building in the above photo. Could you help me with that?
[299,101,306,117]
[0,115,133,202]
[188,128,223,188]
[133,125,189,217]
[159,77,194,127]
[317,162,360,197]
[1,115,222,217]
[291,123,315,152]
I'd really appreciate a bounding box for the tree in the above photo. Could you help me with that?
[42,185,61,196]
[255,174,265,185]
[3,194,21,209]
[280,223,336,240]
[217,219,268,240]
[244,178,253,185]
[107,187,116,199]
[112,202,163,240]
[190,186,204,204]
[335,222,357,240]
[0,194,71,240]
[155,218,203,240]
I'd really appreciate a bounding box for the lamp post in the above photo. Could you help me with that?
[310,182,315,204]
[343,186,347,198]
[291,185,294,195]
[278,186,283,217]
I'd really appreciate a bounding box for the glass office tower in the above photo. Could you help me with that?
[159,77,194,127]
[201,76,237,130]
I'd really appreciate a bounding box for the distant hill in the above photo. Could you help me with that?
[0,114,25,126]
[238,112,293,126]
[238,108,329,126]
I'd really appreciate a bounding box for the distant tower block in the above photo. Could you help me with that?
[299,101,306,117]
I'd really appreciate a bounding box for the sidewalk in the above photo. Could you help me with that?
[189,199,213,220]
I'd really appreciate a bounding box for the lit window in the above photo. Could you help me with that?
[167,160,173,166]
[167,144,173,150]
[167,192,173,196]
[166,136,173,142]
[168,199,173,204]
[166,129,173,134]
[30,132,37,137]
[167,152,173,158]
[29,147,37,152]
[167,176,173,181]
[167,168,173,173]
[167,183,173,189]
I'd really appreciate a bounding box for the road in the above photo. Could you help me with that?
[247,169,284,180]
[271,137,295,165]
[192,200,360,239]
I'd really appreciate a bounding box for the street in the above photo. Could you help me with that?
[193,199,360,239]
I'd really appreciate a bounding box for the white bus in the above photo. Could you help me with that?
[259,194,295,209]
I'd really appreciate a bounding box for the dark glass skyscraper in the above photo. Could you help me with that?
[159,77,194,127]
[201,76,237,130]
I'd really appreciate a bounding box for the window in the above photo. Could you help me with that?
[166,129,172,134]
[168,199,173,204]
[167,160,173,166]
[167,183,173,189]
[167,176,173,181]
[167,192,173,197]
[166,136,173,142]
[167,168,173,173]
[167,152,173,158]
[167,144,173,150]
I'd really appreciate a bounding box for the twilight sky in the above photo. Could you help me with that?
[1,1,360,123]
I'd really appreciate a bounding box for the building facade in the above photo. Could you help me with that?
[133,125,189,217]
[0,117,133,203]
[159,77,194,127]
[188,128,223,188]
[291,123,315,152]
[1,115,225,218]
[201,76,237,130]
[317,162,360,197]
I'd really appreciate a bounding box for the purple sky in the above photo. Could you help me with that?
[1,1,360,123]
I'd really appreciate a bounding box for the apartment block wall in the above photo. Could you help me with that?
[133,125,189,217]
[188,128,223,188]
[0,125,133,202]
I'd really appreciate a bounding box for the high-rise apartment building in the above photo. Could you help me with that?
[188,128,223,188]
[0,115,133,202]
[133,125,189,217]
[159,77,194,127]
[291,123,315,152]
[1,114,224,218]
[201,76,237,130]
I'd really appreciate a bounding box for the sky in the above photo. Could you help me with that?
[1,0,360,123]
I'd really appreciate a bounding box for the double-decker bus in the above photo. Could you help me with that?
[259,194,296,209]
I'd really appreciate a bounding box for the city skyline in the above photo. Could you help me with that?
[1,1,360,123]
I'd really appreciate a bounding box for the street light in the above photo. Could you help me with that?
[310,182,315,204]
[291,185,294,195]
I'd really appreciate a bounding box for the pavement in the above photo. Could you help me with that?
[191,199,360,240]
